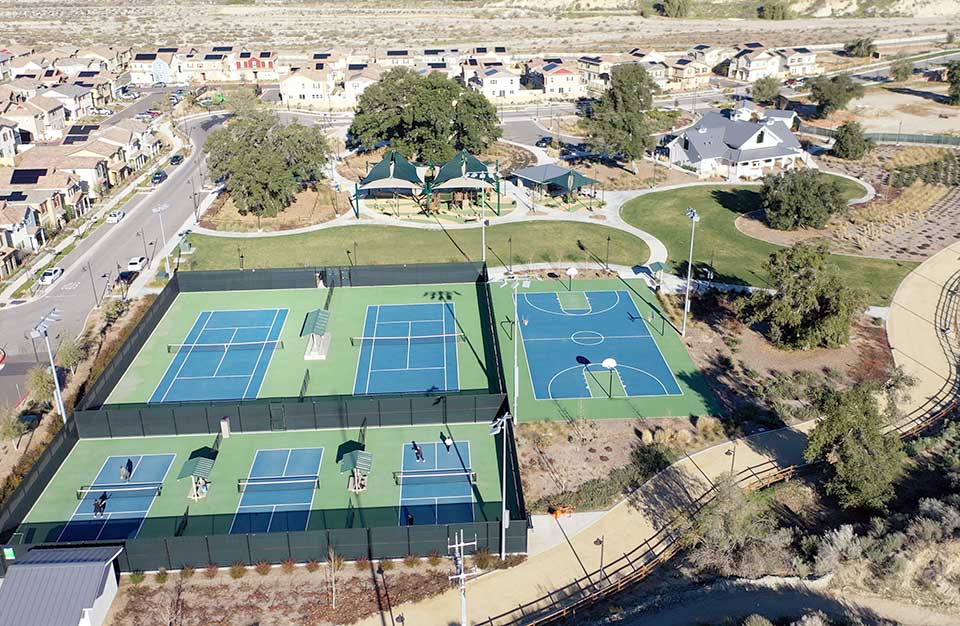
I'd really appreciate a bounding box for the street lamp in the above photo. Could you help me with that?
[681,208,700,338]
[82,261,101,307]
[601,357,617,398]
[31,309,66,423]
[481,219,489,264]
[188,175,199,222]
[152,203,171,276]
[136,228,149,261]
[594,536,606,584]
[490,411,513,560]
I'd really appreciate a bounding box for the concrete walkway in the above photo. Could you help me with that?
[352,226,957,626]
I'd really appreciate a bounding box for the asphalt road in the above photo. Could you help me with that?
[0,112,230,406]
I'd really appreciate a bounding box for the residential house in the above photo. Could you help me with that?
[0,240,17,278]
[524,59,585,98]
[17,145,108,198]
[776,47,821,77]
[0,52,11,81]
[0,165,90,223]
[10,53,51,76]
[73,71,120,106]
[0,45,34,59]
[421,48,462,68]
[665,110,813,180]
[376,49,418,68]
[234,50,279,82]
[639,61,670,91]
[3,77,44,101]
[726,44,780,82]
[576,54,630,93]
[77,47,121,72]
[0,200,44,254]
[688,44,731,70]
[279,67,336,105]
[468,66,520,99]
[0,95,66,142]
[42,83,95,120]
[343,65,384,104]
[628,48,666,64]
[94,124,160,173]
[0,117,19,163]
[665,58,711,91]
[178,50,233,83]
[469,46,511,64]
[129,50,178,85]
[54,55,101,77]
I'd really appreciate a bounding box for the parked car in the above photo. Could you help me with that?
[152,81,166,89]
[126,256,148,272]
[145,109,162,118]
[151,170,168,184]
[95,108,114,116]
[106,210,125,223]
[169,154,184,166]
[535,136,554,148]
[116,270,139,286]
[134,112,153,122]
[38,267,64,286]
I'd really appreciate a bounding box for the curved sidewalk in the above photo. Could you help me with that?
[353,233,957,626]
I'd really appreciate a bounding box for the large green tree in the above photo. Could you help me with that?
[751,76,781,104]
[586,63,658,175]
[736,242,867,349]
[810,74,865,118]
[844,37,877,58]
[758,0,791,19]
[832,121,874,160]
[889,58,914,82]
[946,61,960,106]
[204,110,329,216]
[659,0,690,17]
[761,169,847,229]
[349,68,500,162]
[805,383,907,510]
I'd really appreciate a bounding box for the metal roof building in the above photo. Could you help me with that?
[0,546,123,626]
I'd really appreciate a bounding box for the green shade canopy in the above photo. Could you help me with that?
[512,164,598,193]
[339,450,374,474]
[301,309,330,337]
[431,150,495,190]
[359,150,423,191]
[177,447,218,480]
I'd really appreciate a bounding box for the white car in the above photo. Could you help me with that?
[106,210,125,223]
[38,267,64,286]
[127,256,148,272]
[96,108,114,116]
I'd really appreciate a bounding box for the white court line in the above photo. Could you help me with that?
[241,308,281,399]
[161,312,214,402]
[368,366,446,373]
[57,455,113,542]
[211,329,238,377]
[175,374,251,380]
[130,453,176,540]
[522,334,653,342]
[363,305,382,395]
[147,310,203,403]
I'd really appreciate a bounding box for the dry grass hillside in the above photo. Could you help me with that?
[1,1,958,53]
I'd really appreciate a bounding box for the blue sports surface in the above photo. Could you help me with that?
[517,290,682,400]
[353,303,460,395]
[58,453,174,542]
[398,441,474,526]
[230,447,324,534]
[150,308,288,403]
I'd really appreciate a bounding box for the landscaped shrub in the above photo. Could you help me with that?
[354,555,371,571]
[472,549,498,570]
[281,557,296,574]
[305,559,321,572]
[403,554,421,568]
[154,568,168,584]
[254,560,271,576]
[378,559,394,571]
[204,563,219,578]
[891,152,960,188]
[129,571,145,585]
[427,552,443,566]
[230,562,247,579]
[180,565,195,579]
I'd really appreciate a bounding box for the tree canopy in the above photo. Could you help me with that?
[810,74,865,117]
[761,170,847,229]
[832,121,874,160]
[751,76,781,104]
[947,61,960,106]
[805,383,907,510]
[348,68,501,162]
[204,110,329,217]
[586,63,658,174]
[757,0,791,19]
[736,242,867,349]
[889,58,914,82]
[844,37,877,58]
[658,0,690,17]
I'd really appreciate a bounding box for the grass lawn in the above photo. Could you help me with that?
[621,183,918,305]
[187,222,650,271]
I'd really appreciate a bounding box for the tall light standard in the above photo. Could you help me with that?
[481,219,489,264]
[136,228,150,261]
[31,309,66,422]
[82,261,101,307]
[152,203,171,276]
[681,208,700,338]
[188,175,199,222]
[490,411,513,560]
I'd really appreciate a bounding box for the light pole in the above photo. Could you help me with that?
[490,412,513,560]
[82,261,100,307]
[481,219,489,265]
[31,309,66,423]
[152,203,171,276]
[681,208,700,338]
[602,357,617,398]
[137,228,149,261]
[594,536,606,584]
[605,235,611,271]
[188,175,199,222]
[508,237,513,273]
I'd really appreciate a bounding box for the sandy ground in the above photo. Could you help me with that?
[2,1,959,54]
[828,84,960,135]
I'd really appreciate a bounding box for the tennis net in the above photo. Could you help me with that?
[76,482,163,500]
[167,339,284,354]
[350,333,465,347]
[237,476,321,494]
[393,470,476,486]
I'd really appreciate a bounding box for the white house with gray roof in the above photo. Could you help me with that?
[666,110,814,180]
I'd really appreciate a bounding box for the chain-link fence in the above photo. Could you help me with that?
[799,122,960,146]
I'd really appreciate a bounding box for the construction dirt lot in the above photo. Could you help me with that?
[821,84,960,135]
[3,1,960,54]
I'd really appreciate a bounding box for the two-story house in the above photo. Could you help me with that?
[0,200,44,255]
[42,83,95,120]
[775,47,821,77]
[235,50,279,82]
[727,44,781,82]
[468,66,520,99]
[0,118,19,163]
[0,167,84,231]
[0,53,11,81]
[279,67,337,105]
[343,65,384,104]
[129,50,179,85]
[688,44,732,70]
[628,48,666,64]
[665,58,711,91]
[576,54,630,94]
[376,49,418,68]
[666,110,813,180]
[0,95,66,143]
[17,145,108,198]
[524,59,585,98]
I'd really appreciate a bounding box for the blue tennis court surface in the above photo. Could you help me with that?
[353,303,460,395]
[58,453,174,542]
[398,441,474,526]
[230,447,324,534]
[150,308,288,403]
[518,291,682,400]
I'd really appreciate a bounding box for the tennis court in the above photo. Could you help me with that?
[150,308,289,403]
[353,303,461,395]
[518,290,682,401]
[57,453,174,542]
[230,447,324,534]
[398,441,475,526]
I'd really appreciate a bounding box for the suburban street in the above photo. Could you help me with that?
[0,111,229,406]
